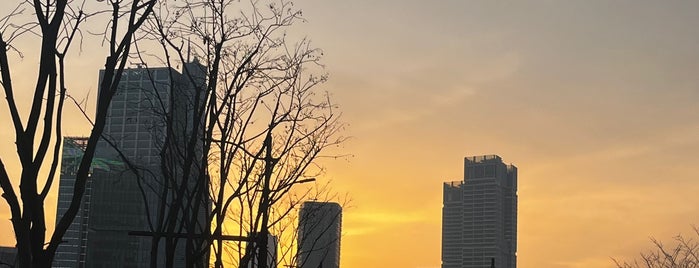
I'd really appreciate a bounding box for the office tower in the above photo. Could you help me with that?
[54,61,208,267]
[297,201,342,268]
[53,137,92,268]
[442,155,517,268]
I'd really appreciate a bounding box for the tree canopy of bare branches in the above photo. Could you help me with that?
[614,227,699,268]
[0,0,345,267]
[0,0,155,266]
[133,0,347,266]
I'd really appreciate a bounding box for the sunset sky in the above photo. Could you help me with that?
[2,1,699,268]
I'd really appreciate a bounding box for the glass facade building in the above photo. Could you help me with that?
[53,137,92,268]
[54,62,208,267]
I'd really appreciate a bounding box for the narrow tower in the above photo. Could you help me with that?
[297,201,342,268]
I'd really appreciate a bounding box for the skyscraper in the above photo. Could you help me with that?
[54,61,208,267]
[297,201,342,268]
[53,137,92,268]
[442,155,517,268]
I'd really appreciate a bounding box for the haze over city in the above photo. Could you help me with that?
[1,1,699,268]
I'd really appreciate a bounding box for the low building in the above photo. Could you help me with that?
[0,246,17,267]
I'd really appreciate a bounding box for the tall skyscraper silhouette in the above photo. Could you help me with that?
[442,155,517,268]
[54,61,208,267]
[297,201,342,268]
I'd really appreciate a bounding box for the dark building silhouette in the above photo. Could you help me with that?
[442,155,517,268]
[297,201,342,268]
[54,61,208,267]
[247,233,278,268]
[0,246,17,267]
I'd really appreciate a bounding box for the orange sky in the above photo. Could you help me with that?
[3,1,699,268]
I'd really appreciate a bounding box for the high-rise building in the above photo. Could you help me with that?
[53,137,92,268]
[54,61,208,267]
[297,201,342,268]
[442,155,517,268]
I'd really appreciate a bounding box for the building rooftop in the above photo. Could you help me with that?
[464,155,502,163]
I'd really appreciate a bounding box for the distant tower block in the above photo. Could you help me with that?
[442,155,517,268]
[297,201,342,268]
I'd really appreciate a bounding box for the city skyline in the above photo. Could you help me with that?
[2,1,699,267]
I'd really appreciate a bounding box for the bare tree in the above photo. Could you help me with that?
[133,0,347,267]
[0,0,155,266]
[614,227,699,268]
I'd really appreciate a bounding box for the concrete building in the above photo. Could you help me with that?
[442,155,517,268]
[297,201,342,268]
[54,61,208,267]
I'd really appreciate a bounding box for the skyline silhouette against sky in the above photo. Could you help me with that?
[1,1,699,267]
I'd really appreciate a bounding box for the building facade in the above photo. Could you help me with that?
[442,155,517,268]
[53,137,92,268]
[297,201,342,268]
[54,61,208,267]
